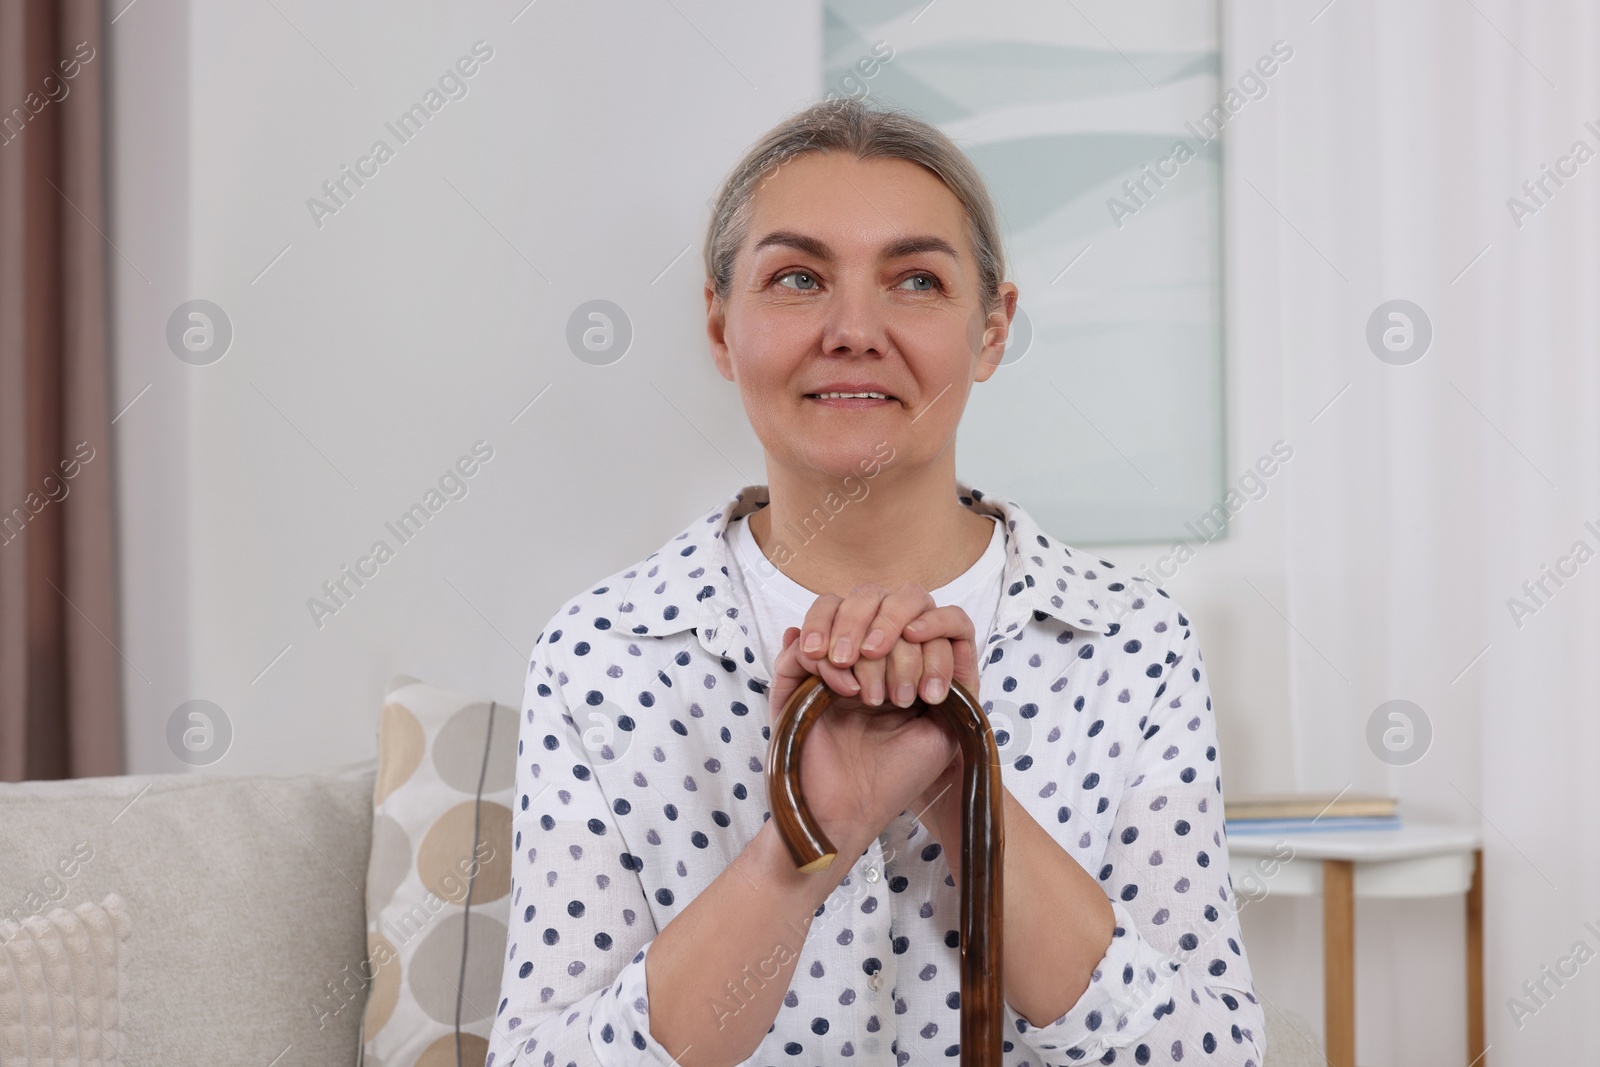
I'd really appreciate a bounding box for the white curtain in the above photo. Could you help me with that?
[1224,0,1600,1060]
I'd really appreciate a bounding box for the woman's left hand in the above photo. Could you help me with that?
[766,582,982,834]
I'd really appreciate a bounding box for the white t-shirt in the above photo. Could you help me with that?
[723,509,1007,678]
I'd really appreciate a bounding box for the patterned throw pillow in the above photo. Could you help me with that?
[360,677,518,1067]
[0,893,133,1065]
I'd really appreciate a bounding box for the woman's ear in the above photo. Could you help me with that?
[705,282,736,382]
[973,284,1019,383]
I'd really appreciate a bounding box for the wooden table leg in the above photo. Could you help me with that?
[1323,859,1355,1067]
[1467,848,1486,1066]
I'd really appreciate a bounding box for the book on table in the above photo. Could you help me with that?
[1222,793,1400,834]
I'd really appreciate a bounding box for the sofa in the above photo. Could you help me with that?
[0,756,379,1065]
[0,680,1327,1067]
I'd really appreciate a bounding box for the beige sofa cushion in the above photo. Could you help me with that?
[360,678,516,1067]
[0,760,376,1067]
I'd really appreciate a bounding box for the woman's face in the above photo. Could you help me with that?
[706,151,1017,484]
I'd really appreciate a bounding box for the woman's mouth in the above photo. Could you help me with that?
[805,391,895,407]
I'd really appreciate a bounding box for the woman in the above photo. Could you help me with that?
[488,98,1263,1067]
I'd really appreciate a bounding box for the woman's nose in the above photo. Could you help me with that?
[819,279,890,357]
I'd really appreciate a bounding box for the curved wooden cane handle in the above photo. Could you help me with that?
[765,673,1005,1067]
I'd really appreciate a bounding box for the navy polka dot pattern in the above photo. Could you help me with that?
[486,483,1264,1066]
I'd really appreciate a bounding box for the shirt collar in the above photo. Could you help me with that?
[610,482,1134,691]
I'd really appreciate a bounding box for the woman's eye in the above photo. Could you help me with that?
[897,273,940,292]
[776,270,819,290]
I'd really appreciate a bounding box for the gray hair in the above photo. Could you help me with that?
[703,97,1008,314]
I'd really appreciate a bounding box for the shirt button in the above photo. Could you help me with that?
[864,865,880,883]
[868,972,883,993]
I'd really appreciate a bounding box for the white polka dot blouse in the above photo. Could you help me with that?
[487,482,1264,1067]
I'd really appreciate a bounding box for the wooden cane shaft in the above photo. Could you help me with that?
[766,674,1005,1067]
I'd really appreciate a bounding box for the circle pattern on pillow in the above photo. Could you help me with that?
[368,815,412,912]
[417,800,512,904]
[416,1031,488,1067]
[433,701,517,793]
[374,703,425,806]
[407,911,509,1024]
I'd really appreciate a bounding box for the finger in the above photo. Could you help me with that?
[766,627,804,726]
[771,625,809,684]
[852,654,889,706]
[917,637,955,705]
[786,628,863,697]
[823,582,893,667]
[901,605,976,646]
[858,583,937,660]
[898,608,980,700]
[770,627,862,721]
[818,657,864,697]
[949,635,979,697]
[880,637,922,707]
[796,594,844,660]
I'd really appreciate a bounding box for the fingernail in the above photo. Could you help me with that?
[831,636,852,664]
[926,677,947,703]
[906,618,926,632]
[863,628,885,652]
[803,631,822,654]
[895,683,915,707]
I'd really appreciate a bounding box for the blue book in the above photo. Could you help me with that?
[1225,815,1402,835]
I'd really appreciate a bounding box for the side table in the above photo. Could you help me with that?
[1227,823,1485,1067]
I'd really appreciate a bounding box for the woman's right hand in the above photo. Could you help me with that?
[769,624,957,856]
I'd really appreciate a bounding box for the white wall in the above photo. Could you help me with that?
[108,0,1599,1061]
[109,0,820,773]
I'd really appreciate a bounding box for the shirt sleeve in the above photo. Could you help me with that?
[486,631,686,1067]
[1002,617,1266,1066]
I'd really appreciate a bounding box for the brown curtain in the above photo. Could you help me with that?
[0,0,122,780]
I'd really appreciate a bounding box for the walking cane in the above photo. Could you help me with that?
[766,673,1005,1067]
